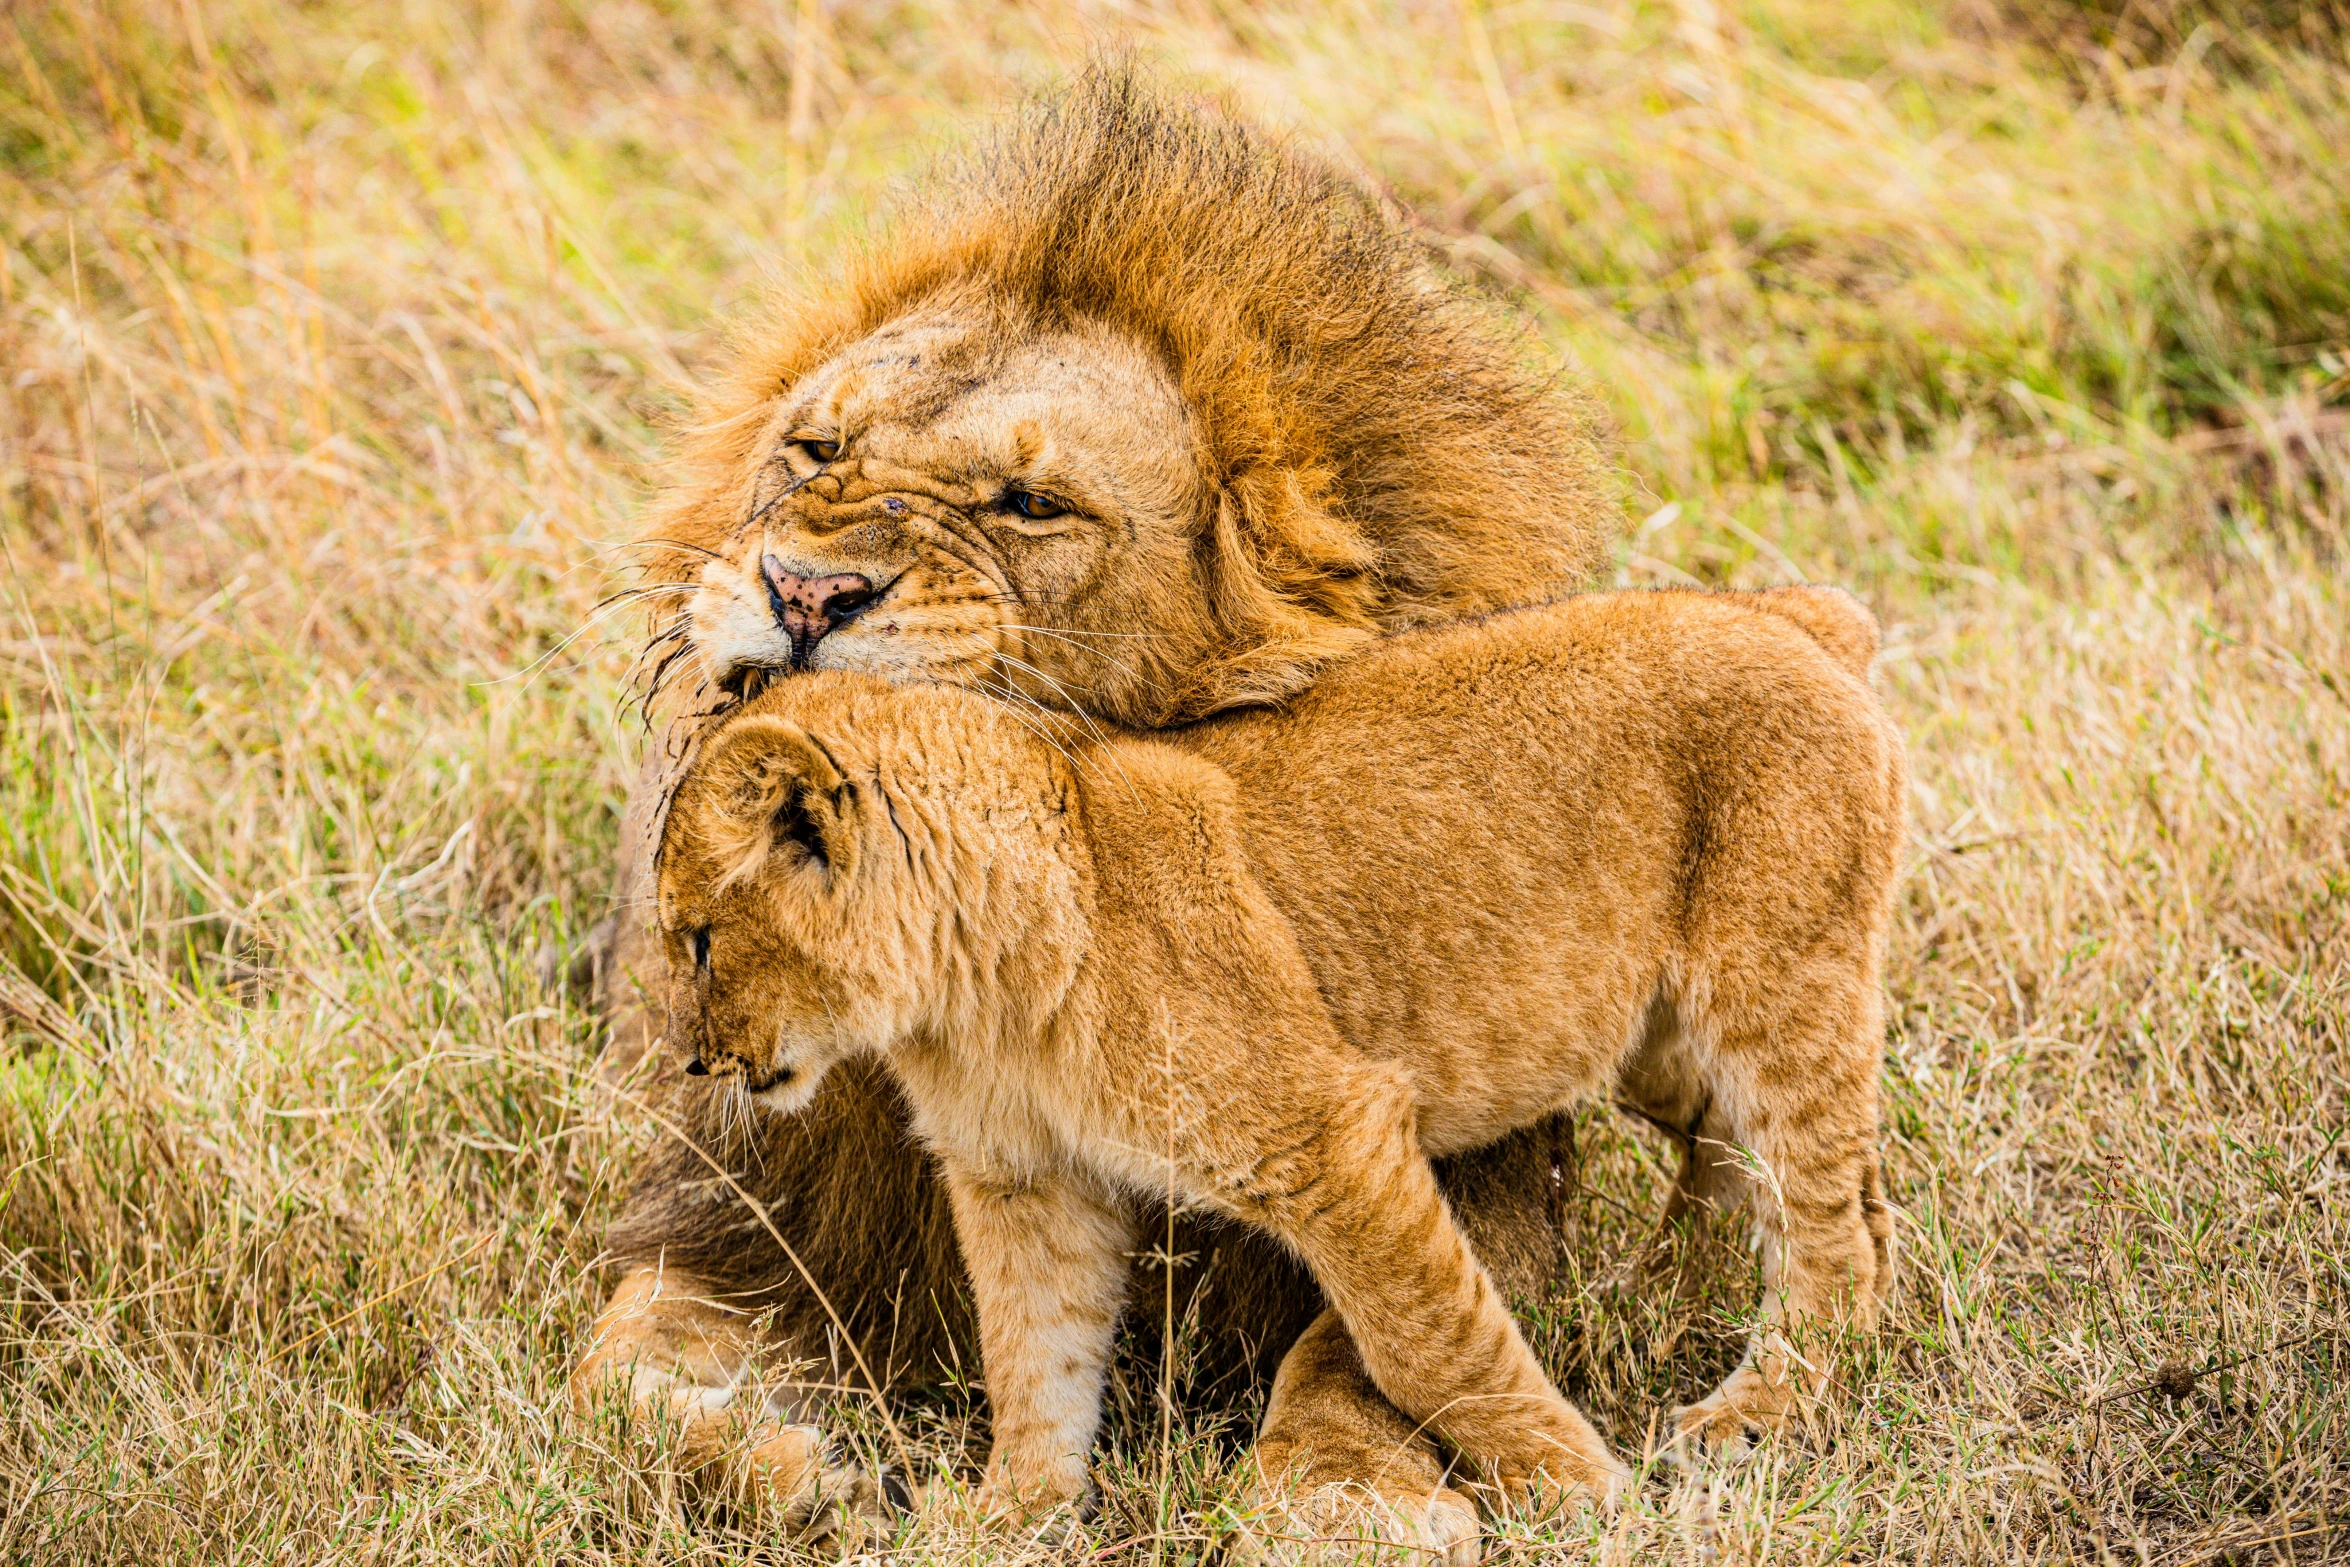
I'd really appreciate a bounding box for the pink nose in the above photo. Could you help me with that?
[761,556,877,663]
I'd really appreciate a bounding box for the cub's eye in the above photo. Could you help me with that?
[796,436,841,464]
[1005,488,1067,522]
[691,928,711,970]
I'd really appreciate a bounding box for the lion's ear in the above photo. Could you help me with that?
[1180,485,1379,714]
[697,716,861,886]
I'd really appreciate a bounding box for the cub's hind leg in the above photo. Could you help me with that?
[1238,1308,1479,1567]
[1613,1005,1754,1304]
[1666,972,1892,1459]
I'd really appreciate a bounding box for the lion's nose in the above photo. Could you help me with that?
[762,556,877,666]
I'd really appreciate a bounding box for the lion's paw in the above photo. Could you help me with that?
[1230,1479,1481,1567]
[730,1422,896,1545]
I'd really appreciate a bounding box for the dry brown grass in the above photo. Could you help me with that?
[1,2,2345,1562]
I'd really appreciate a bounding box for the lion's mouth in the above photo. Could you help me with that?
[721,665,775,702]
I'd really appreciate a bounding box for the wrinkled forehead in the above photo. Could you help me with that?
[787,312,1193,475]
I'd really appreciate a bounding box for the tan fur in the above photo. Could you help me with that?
[653,588,1905,1526]
[570,1265,881,1540]
[633,66,1614,735]
[581,68,1619,1537]
[1241,1309,1482,1563]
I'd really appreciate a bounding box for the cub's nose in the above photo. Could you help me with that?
[762,556,877,667]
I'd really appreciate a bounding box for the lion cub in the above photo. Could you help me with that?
[654,587,1904,1520]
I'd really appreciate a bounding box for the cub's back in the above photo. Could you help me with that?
[1152,589,1902,1147]
[1179,587,1893,866]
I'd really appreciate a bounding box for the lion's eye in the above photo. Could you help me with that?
[797,436,841,464]
[691,928,711,970]
[1005,488,1067,521]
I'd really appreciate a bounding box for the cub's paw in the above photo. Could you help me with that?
[921,1471,1089,1547]
[1476,1448,1634,1521]
[1229,1479,1480,1567]
[1665,1362,1799,1466]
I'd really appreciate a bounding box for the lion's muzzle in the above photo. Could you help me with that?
[761,557,880,669]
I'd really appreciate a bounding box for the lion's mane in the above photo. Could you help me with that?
[637,65,1616,717]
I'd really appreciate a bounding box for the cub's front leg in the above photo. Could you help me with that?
[942,1162,1137,1524]
[1227,1070,1632,1513]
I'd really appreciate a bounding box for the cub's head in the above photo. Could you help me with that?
[654,678,1079,1111]
[637,67,1614,733]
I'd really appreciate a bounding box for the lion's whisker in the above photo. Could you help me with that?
[991,651,1138,781]
[634,635,706,722]
[598,535,730,563]
[594,582,696,614]
[996,624,1157,684]
[489,594,688,691]
[623,617,693,691]
[977,591,1164,618]
[974,674,1139,804]
[971,676,1094,784]
[995,622,1164,640]
[991,648,1100,708]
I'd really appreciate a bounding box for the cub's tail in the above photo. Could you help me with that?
[1746,585,1879,679]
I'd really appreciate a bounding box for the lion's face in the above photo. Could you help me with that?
[641,71,1617,745]
[685,310,1208,727]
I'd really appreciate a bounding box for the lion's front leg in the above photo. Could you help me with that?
[584,743,673,1087]
[941,1163,1136,1525]
[571,1265,882,1540]
[1234,1307,1480,1567]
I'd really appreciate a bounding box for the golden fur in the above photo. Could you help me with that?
[579,69,1621,1552]
[654,587,1905,1529]
[633,66,1613,732]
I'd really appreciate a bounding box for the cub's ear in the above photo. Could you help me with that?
[696,715,861,885]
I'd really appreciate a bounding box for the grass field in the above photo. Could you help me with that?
[2,1,2346,1562]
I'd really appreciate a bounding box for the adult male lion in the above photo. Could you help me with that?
[576,71,1619,1558]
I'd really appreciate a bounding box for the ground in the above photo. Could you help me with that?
[0,1,2344,1562]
